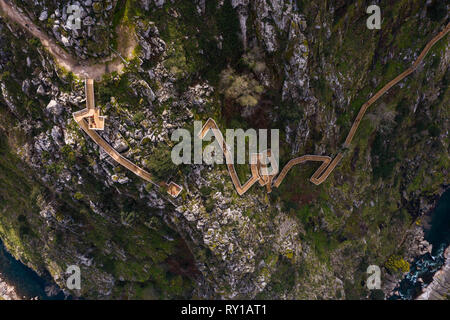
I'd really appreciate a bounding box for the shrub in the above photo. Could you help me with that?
[133,112,145,124]
[120,211,136,226]
[145,183,153,193]
[74,192,84,200]
[219,68,263,107]
[428,124,441,137]
[145,146,177,180]
[61,145,76,165]
[385,255,410,273]
[426,0,446,21]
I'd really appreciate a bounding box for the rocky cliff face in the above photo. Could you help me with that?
[0,0,448,299]
[0,276,19,300]
[13,0,119,60]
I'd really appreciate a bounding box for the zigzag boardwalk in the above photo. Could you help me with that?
[201,23,449,195]
[0,0,447,197]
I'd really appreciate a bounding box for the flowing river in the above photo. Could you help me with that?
[390,188,450,300]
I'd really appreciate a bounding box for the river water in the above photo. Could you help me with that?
[390,188,450,300]
[0,240,65,300]
[1,189,448,300]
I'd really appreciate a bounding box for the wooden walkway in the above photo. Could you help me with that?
[201,23,449,195]
[2,0,447,197]
[73,80,182,198]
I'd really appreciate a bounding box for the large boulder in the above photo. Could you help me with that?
[46,100,64,116]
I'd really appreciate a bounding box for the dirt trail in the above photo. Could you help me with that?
[0,0,134,80]
[0,0,182,196]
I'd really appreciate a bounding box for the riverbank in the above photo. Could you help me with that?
[0,239,64,300]
[417,246,450,300]
[389,189,450,299]
[0,274,20,300]
[416,188,450,299]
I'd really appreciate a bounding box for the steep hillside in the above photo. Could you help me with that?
[0,0,448,299]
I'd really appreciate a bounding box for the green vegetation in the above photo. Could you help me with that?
[61,145,77,166]
[0,31,194,299]
[426,0,447,21]
[1,0,448,301]
[0,131,45,267]
[73,192,84,200]
[97,72,140,109]
[385,255,410,273]
[371,133,398,180]
[132,111,145,124]
[219,68,263,107]
[265,255,296,295]
[144,145,178,180]
[147,0,243,86]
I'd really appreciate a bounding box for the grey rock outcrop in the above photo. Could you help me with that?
[417,246,450,300]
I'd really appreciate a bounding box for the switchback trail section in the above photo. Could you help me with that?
[200,23,450,195]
